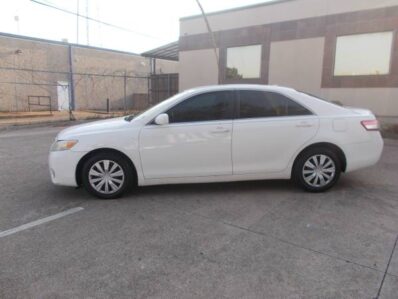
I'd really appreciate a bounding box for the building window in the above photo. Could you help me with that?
[226,45,262,79]
[334,31,394,76]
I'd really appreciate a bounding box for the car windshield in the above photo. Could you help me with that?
[124,90,193,122]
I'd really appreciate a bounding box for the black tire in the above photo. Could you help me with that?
[293,147,341,192]
[81,152,134,199]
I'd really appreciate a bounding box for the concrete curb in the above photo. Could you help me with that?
[381,132,398,140]
[0,117,104,132]
[381,123,398,140]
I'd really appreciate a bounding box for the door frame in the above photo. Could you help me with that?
[57,81,70,111]
[139,90,238,180]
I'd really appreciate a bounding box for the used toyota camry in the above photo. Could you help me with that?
[49,85,383,199]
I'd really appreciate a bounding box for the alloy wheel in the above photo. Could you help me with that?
[88,160,125,194]
[302,154,336,188]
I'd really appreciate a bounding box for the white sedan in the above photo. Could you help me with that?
[49,85,383,199]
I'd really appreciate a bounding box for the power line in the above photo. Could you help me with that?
[30,0,162,40]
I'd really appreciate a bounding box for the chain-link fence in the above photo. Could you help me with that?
[1,65,148,111]
[0,66,179,127]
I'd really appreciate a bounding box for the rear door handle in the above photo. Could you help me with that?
[296,121,314,128]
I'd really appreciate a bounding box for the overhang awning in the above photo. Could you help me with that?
[141,41,179,61]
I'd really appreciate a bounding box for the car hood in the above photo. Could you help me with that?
[57,117,132,139]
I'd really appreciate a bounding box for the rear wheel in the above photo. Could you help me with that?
[293,147,341,192]
[82,152,133,199]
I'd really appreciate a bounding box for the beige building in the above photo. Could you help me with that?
[179,0,398,118]
[0,32,178,112]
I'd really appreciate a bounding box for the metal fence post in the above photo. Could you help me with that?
[147,76,151,107]
[68,45,76,121]
[167,74,171,98]
[123,71,127,114]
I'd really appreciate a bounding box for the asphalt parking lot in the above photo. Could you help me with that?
[0,124,397,299]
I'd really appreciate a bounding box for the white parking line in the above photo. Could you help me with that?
[0,207,84,238]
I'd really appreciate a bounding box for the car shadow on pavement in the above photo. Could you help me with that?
[134,179,297,196]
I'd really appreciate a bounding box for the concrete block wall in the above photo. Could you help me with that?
[0,35,69,112]
[0,34,178,112]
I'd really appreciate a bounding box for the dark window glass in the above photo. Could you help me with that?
[239,90,312,119]
[167,91,234,123]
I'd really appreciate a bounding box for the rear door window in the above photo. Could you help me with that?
[238,90,312,119]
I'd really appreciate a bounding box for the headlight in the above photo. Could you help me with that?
[50,140,78,151]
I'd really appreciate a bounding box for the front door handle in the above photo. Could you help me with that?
[210,128,230,134]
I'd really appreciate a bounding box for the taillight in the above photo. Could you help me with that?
[361,119,379,131]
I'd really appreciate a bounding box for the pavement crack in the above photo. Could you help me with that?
[150,198,394,277]
[375,234,398,299]
[221,220,387,274]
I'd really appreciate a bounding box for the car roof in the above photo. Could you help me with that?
[185,84,296,94]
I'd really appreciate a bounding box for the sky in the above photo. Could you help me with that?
[0,0,271,53]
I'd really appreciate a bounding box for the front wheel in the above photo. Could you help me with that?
[82,153,133,199]
[293,148,341,192]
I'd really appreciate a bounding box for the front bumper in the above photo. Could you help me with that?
[49,150,87,187]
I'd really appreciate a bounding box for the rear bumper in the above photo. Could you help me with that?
[343,133,384,172]
[49,150,87,187]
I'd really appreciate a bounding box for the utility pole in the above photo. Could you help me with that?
[14,16,20,34]
[76,0,79,43]
[86,0,90,45]
[195,0,219,73]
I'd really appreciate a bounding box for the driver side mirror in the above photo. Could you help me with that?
[154,113,169,125]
